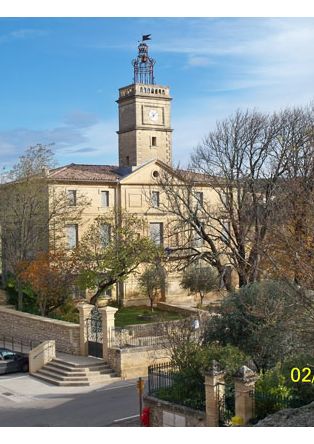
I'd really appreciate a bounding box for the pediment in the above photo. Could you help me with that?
[119,159,177,185]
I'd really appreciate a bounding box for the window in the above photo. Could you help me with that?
[151,191,160,207]
[100,223,111,247]
[152,136,157,147]
[67,190,77,206]
[66,224,78,249]
[149,222,163,245]
[101,190,109,207]
[195,191,203,208]
[191,229,204,248]
[126,156,130,165]
[170,232,179,248]
[221,220,230,244]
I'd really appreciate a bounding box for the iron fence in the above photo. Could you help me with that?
[0,335,40,354]
[148,362,178,394]
[148,362,206,411]
[108,324,168,348]
[108,316,202,349]
[250,390,306,421]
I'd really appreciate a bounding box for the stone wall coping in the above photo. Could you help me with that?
[110,345,165,354]
[0,306,79,328]
[157,302,201,313]
[144,395,206,416]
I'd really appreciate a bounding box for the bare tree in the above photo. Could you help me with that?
[0,144,89,309]
[262,105,314,287]
[156,106,313,289]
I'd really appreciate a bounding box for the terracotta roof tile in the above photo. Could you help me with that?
[48,163,123,183]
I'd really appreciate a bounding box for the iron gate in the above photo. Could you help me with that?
[86,306,103,358]
[217,382,235,426]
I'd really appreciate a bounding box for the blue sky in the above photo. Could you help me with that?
[0,17,314,170]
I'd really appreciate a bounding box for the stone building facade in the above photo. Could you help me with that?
[0,39,225,306]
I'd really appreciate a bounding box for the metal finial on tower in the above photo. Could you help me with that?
[132,35,155,85]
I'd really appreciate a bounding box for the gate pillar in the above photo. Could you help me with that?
[234,366,259,425]
[78,303,94,356]
[99,306,118,361]
[205,360,226,427]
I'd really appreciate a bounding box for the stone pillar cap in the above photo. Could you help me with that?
[77,302,94,309]
[99,305,119,313]
[205,360,225,376]
[234,365,258,382]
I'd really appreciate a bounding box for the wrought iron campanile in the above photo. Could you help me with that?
[132,37,155,84]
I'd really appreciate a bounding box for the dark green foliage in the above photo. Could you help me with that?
[252,358,313,420]
[5,275,79,323]
[281,354,314,406]
[204,280,306,370]
[6,276,40,315]
[155,343,249,411]
[48,300,79,323]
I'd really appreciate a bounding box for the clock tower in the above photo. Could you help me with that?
[117,38,173,167]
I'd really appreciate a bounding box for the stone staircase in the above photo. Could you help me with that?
[32,357,120,386]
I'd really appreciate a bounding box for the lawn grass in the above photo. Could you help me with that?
[114,305,183,327]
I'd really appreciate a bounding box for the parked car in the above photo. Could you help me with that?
[0,348,29,375]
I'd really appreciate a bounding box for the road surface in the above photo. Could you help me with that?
[0,373,142,427]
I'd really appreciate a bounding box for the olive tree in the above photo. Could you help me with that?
[180,265,218,305]
[138,262,166,311]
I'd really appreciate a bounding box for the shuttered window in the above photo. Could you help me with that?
[67,190,77,206]
[66,224,78,249]
[100,223,111,247]
[149,222,163,245]
[101,191,109,207]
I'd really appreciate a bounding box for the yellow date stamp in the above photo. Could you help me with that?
[290,367,314,384]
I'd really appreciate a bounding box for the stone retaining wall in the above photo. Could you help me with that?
[0,306,80,354]
[144,395,206,427]
[157,302,201,316]
[108,345,170,380]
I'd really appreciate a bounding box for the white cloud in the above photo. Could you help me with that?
[0,28,48,44]
[0,115,118,169]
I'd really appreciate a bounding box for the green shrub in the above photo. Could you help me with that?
[281,354,314,406]
[157,343,250,411]
[253,359,313,420]
[205,280,306,371]
[6,276,40,315]
[49,300,79,323]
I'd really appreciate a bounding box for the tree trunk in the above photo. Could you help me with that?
[150,293,154,312]
[200,291,204,306]
[238,271,248,288]
[17,281,23,311]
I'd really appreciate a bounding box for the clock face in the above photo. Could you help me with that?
[149,109,159,122]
